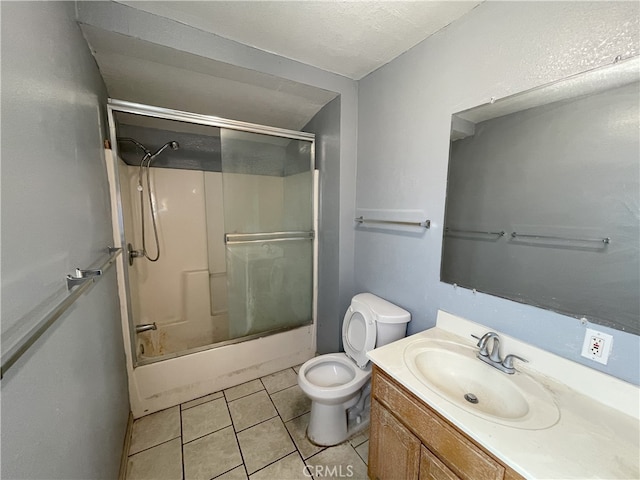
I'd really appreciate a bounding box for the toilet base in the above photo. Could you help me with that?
[307,401,371,447]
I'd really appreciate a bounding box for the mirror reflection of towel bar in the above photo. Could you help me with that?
[355,216,430,229]
[446,228,505,237]
[511,232,611,244]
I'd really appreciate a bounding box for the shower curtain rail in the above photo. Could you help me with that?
[1,247,122,378]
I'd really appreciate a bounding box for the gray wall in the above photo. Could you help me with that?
[77,1,360,353]
[304,96,342,353]
[1,2,129,478]
[444,82,640,334]
[356,1,640,384]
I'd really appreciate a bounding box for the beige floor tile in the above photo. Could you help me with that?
[182,397,231,443]
[224,379,264,401]
[292,364,303,374]
[228,390,278,431]
[183,426,242,480]
[215,465,248,479]
[285,413,325,459]
[355,440,369,465]
[129,407,181,455]
[260,368,298,394]
[237,417,296,474]
[349,429,369,448]
[270,385,311,421]
[249,452,308,480]
[126,438,182,480]
[181,391,224,410]
[305,443,368,480]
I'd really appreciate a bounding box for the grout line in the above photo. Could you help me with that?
[285,409,311,423]
[234,414,279,434]
[259,367,300,395]
[224,397,249,478]
[245,449,297,477]
[296,449,317,480]
[227,388,269,407]
[223,379,268,403]
[350,435,369,448]
[180,392,223,411]
[210,464,243,480]
[127,435,181,458]
[182,422,234,446]
[179,406,185,480]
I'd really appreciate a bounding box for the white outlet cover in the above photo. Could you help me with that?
[581,328,613,365]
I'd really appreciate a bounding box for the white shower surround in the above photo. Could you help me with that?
[105,149,318,417]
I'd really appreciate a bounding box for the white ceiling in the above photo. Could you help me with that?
[81,25,338,129]
[82,1,481,130]
[117,1,481,80]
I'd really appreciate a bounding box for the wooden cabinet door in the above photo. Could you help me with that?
[420,446,460,480]
[369,398,421,480]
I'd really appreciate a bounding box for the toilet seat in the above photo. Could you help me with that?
[342,304,377,368]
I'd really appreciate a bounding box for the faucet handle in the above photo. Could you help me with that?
[502,354,528,371]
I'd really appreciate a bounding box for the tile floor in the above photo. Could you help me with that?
[125,365,370,480]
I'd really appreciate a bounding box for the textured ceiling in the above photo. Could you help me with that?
[116,1,482,79]
[82,1,481,130]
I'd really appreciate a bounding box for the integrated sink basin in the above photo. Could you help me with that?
[404,339,560,430]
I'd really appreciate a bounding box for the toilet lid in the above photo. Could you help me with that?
[342,305,377,368]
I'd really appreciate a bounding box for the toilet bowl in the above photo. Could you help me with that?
[298,293,411,446]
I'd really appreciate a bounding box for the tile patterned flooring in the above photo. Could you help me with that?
[125,365,370,480]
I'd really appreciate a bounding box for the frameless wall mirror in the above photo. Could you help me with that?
[442,56,640,335]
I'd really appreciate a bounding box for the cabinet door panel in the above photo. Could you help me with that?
[373,368,505,480]
[420,446,460,480]
[369,398,421,480]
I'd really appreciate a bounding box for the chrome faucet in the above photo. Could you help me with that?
[135,322,157,334]
[475,331,527,374]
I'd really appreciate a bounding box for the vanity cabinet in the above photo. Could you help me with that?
[369,366,524,480]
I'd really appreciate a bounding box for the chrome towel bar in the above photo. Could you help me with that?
[1,247,122,378]
[511,232,611,244]
[355,216,431,229]
[224,231,314,245]
[446,228,505,237]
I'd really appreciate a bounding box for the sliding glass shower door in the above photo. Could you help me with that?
[220,129,314,339]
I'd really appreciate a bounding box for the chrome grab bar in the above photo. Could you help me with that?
[1,247,122,378]
[511,232,611,244]
[355,216,431,229]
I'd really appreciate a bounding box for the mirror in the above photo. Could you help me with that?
[442,57,640,335]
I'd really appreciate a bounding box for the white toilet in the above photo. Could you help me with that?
[298,293,411,446]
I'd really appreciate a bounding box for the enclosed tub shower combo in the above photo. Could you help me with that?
[105,100,317,416]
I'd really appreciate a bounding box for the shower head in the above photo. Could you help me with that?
[117,137,151,156]
[150,141,180,160]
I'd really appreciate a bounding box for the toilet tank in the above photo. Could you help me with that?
[353,293,411,348]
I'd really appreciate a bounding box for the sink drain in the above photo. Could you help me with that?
[464,393,479,404]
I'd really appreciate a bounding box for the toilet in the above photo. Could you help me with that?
[298,293,411,446]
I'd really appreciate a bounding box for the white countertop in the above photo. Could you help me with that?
[367,310,640,479]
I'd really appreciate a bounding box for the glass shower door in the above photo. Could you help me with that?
[220,129,314,339]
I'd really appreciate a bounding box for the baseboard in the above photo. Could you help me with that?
[118,412,134,480]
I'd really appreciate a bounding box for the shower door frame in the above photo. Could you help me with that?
[106,99,317,415]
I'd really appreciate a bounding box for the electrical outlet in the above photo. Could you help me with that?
[581,328,613,365]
